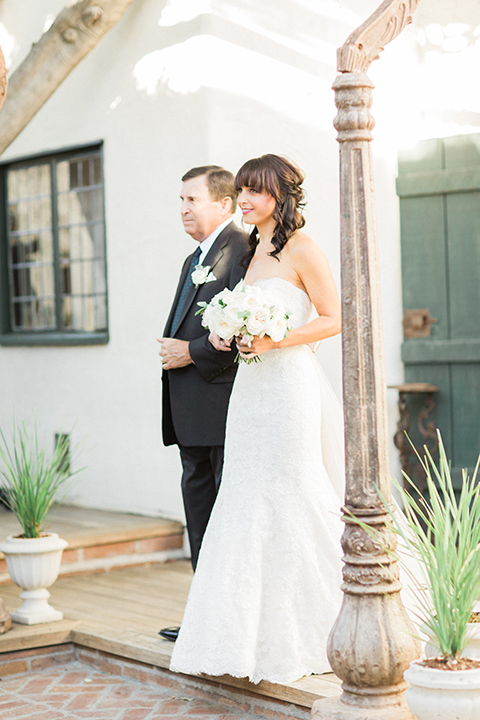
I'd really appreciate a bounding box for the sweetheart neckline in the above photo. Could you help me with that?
[248,277,310,301]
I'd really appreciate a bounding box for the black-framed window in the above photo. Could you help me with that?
[0,144,108,345]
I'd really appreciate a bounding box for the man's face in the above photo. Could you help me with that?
[180,175,225,242]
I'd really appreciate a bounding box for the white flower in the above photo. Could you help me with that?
[191,264,211,286]
[269,304,285,320]
[214,315,241,341]
[197,279,292,356]
[267,316,287,342]
[224,303,245,327]
[242,287,265,312]
[201,303,219,331]
[245,306,271,336]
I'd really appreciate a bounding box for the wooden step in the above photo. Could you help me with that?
[0,505,185,582]
[0,562,342,717]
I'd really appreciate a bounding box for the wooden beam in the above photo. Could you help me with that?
[0,0,137,156]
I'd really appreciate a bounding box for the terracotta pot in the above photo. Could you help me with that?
[404,660,480,720]
[0,533,67,625]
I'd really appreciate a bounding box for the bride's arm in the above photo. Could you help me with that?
[236,237,341,357]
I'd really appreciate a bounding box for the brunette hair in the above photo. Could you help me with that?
[182,165,238,212]
[235,154,306,265]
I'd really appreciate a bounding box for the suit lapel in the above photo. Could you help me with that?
[168,224,235,336]
[164,254,194,335]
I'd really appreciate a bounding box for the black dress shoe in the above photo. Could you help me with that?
[159,626,180,641]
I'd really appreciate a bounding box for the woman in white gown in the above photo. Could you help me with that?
[170,154,345,685]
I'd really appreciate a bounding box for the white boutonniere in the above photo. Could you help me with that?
[191,264,217,287]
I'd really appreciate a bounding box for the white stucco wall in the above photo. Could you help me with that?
[0,0,479,521]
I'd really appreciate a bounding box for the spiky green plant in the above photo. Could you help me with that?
[0,421,83,538]
[358,432,480,661]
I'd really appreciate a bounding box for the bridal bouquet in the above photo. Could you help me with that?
[196,280,291,363]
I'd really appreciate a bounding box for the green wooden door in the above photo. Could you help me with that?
[397,134,480,489]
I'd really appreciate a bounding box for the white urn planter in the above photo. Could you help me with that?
[404,661,480,720]
[0,533,67,624]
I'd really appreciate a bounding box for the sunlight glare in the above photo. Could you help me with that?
[43,14,55,33]
[0,23,16,68]
[158,0,213,27]
[133,35,333,131]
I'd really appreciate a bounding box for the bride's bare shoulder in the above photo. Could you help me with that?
[287,231,326,259]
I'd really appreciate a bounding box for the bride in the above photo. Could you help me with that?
[170,154,346,685]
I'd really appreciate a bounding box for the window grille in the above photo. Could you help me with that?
[1,145,108,344]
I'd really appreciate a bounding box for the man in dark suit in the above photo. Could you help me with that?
[157,166,247,592]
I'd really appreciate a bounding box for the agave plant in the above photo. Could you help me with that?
[359,432,480,661]
[0,420,82,538]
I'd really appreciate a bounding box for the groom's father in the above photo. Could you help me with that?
[158,166,247,573]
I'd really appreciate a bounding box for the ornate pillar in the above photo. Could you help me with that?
[312,2,421,719]
[0,44,11,635]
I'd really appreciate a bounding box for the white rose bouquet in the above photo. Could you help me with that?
[196,280,292,363]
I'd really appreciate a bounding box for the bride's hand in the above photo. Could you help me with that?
[209,332,232,352]
[236,334,278,359]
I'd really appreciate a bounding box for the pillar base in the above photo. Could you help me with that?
[311,695,415,720]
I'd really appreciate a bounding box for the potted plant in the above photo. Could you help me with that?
[0,421,82,625]
[359,433,480,720]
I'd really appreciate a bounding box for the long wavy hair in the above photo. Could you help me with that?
[235,154,306,266]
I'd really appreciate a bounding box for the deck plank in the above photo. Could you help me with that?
[0,505,184,549]
[0,561,342,708]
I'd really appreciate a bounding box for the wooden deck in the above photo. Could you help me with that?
[0,505,184,581]
[0,561,342,710]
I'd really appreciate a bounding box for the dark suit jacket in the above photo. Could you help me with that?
[162,222,248,447]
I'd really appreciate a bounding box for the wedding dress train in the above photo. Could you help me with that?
[170,277,345,684]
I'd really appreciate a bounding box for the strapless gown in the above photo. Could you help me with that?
[170,277,344,684]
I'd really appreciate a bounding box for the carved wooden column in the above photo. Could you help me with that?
[312,2,421,719]
[0,43,11,635]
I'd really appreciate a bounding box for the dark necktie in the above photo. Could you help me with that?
[170,246,202,335]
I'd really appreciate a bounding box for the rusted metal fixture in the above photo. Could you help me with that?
[403,309,438,339]
[389,383,439,490]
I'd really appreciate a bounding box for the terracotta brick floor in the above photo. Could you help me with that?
[0,661,255,719]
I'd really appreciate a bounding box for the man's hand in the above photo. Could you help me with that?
[157,337,192,370]
[209,332,233,352]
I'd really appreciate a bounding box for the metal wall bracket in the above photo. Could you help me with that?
[403,308,438,338]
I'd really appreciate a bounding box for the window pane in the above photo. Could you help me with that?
[93,156,102,185]
[62,296,72,328]
[16,169,28,201]
[95,296,107,330]
[4,149,106,336]
[56,161,69,193]
[27,166,39,196]
[91,223,105,258]
[93,258,106,295]
[40,195,51,229]
[83,260,93,294]
[16,200,30,231]
[56,152,106,332]
[39,231,53,264]
[81,225,95,260]
[60,260,71,294]
[69,260,83,295]
[83,296,95,332]
[7,163,55,331]
[71,296,83,330]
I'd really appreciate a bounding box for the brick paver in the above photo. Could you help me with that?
[0,661,252,719]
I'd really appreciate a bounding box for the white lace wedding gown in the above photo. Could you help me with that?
[170,277,345,685]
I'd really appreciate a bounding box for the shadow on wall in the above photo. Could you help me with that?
[131,0,370,134]
[128,0,480,152]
